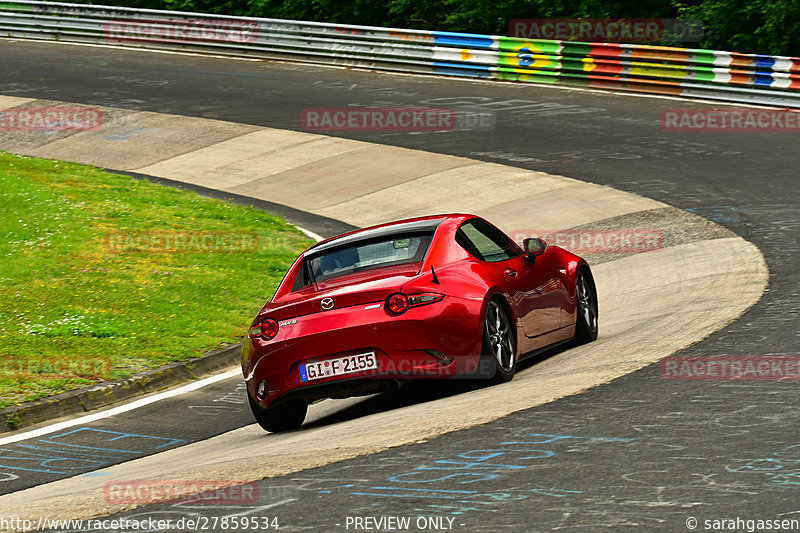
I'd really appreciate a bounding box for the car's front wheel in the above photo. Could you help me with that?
[248,395,307,433]
[574,268,598,344]
[481,298,516,383]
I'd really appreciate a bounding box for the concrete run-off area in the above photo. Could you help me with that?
[0,94,768,525]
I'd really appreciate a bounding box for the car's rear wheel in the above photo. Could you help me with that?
[248,395,307,433]
[574,268,598,344]
[481,298,516,383]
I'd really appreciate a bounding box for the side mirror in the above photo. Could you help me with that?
[523,237,546,260]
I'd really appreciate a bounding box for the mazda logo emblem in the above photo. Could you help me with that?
[321,297,334,310]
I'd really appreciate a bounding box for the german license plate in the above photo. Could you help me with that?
[300,352,378,382]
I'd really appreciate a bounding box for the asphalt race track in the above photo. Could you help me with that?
[1,40,799,531]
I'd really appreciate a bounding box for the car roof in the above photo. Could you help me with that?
[305,214,476,256]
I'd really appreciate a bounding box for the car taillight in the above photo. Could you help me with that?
[248,318,279,340]
[386,293,409,315]
[386,292,444,315]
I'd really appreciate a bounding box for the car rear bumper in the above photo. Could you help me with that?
[242,295,484,408]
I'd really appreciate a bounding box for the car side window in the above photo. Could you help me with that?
[456,219,521,262]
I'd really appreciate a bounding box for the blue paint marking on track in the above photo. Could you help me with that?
[42,427,185,452]
[373,487,477,494]
[15,444,126,458]
[0,448,107,474]
[0,427,185,475]
[332,433,627,515]
[729,443,800,487]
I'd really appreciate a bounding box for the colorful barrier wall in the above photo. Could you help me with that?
[1,1,799,107]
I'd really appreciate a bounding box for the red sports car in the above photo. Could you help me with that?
[242,214,597,432]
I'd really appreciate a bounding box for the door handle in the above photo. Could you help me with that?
[504,268,518,278]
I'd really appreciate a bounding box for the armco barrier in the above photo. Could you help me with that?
[1,1,799,107]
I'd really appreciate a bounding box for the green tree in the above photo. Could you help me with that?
[41,0,800,55]
[673,0,800,55]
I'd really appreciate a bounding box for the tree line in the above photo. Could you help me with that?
[60,0,800,56]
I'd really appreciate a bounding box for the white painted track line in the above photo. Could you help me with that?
[295,226,325,242]
[0,368,241,446]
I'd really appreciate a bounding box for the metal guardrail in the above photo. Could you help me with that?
[2,0,799,107]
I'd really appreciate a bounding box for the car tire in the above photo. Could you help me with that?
[481,297,517,383]
[248,395,307,433]
[574,268,598,344]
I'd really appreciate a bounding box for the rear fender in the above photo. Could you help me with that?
[402,262,514,354]
[400,262,487,300]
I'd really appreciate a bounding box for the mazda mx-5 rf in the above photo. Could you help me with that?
[242,214,598,432]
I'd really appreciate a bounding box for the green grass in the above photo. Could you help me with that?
[0,152,314,409]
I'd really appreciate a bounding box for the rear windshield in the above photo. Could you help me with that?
[293,232,433,290]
